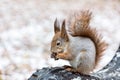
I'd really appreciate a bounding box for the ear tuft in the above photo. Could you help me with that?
[54,18,60,33]
[61,20,69,41]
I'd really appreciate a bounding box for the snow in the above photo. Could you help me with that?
[72,77,81,80]
[0,0,120,80]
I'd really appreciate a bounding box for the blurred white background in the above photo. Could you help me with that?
[0,0,120,80]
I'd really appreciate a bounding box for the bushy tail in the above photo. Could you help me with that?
[68,10,108,66]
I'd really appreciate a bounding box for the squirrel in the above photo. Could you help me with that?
[50,10,108,74]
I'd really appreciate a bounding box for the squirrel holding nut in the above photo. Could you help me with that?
[50,10,108,74]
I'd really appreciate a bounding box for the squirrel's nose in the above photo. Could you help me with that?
[51,49,57,53]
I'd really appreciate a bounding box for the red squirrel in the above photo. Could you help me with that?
[50,10,108,74]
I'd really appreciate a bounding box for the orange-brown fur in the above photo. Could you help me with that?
[68,10,108,67]
[56,52,73,60]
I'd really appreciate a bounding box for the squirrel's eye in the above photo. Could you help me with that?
[56,41,61,46]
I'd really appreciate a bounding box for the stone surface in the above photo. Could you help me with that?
[28,67,99,80]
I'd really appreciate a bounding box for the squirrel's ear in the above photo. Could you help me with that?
[54,18,60,33]
[61,20,69,41]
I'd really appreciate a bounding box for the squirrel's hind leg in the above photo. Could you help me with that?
[63,65,78,73]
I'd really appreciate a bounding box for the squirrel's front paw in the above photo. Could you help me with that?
[51,53,59,60]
